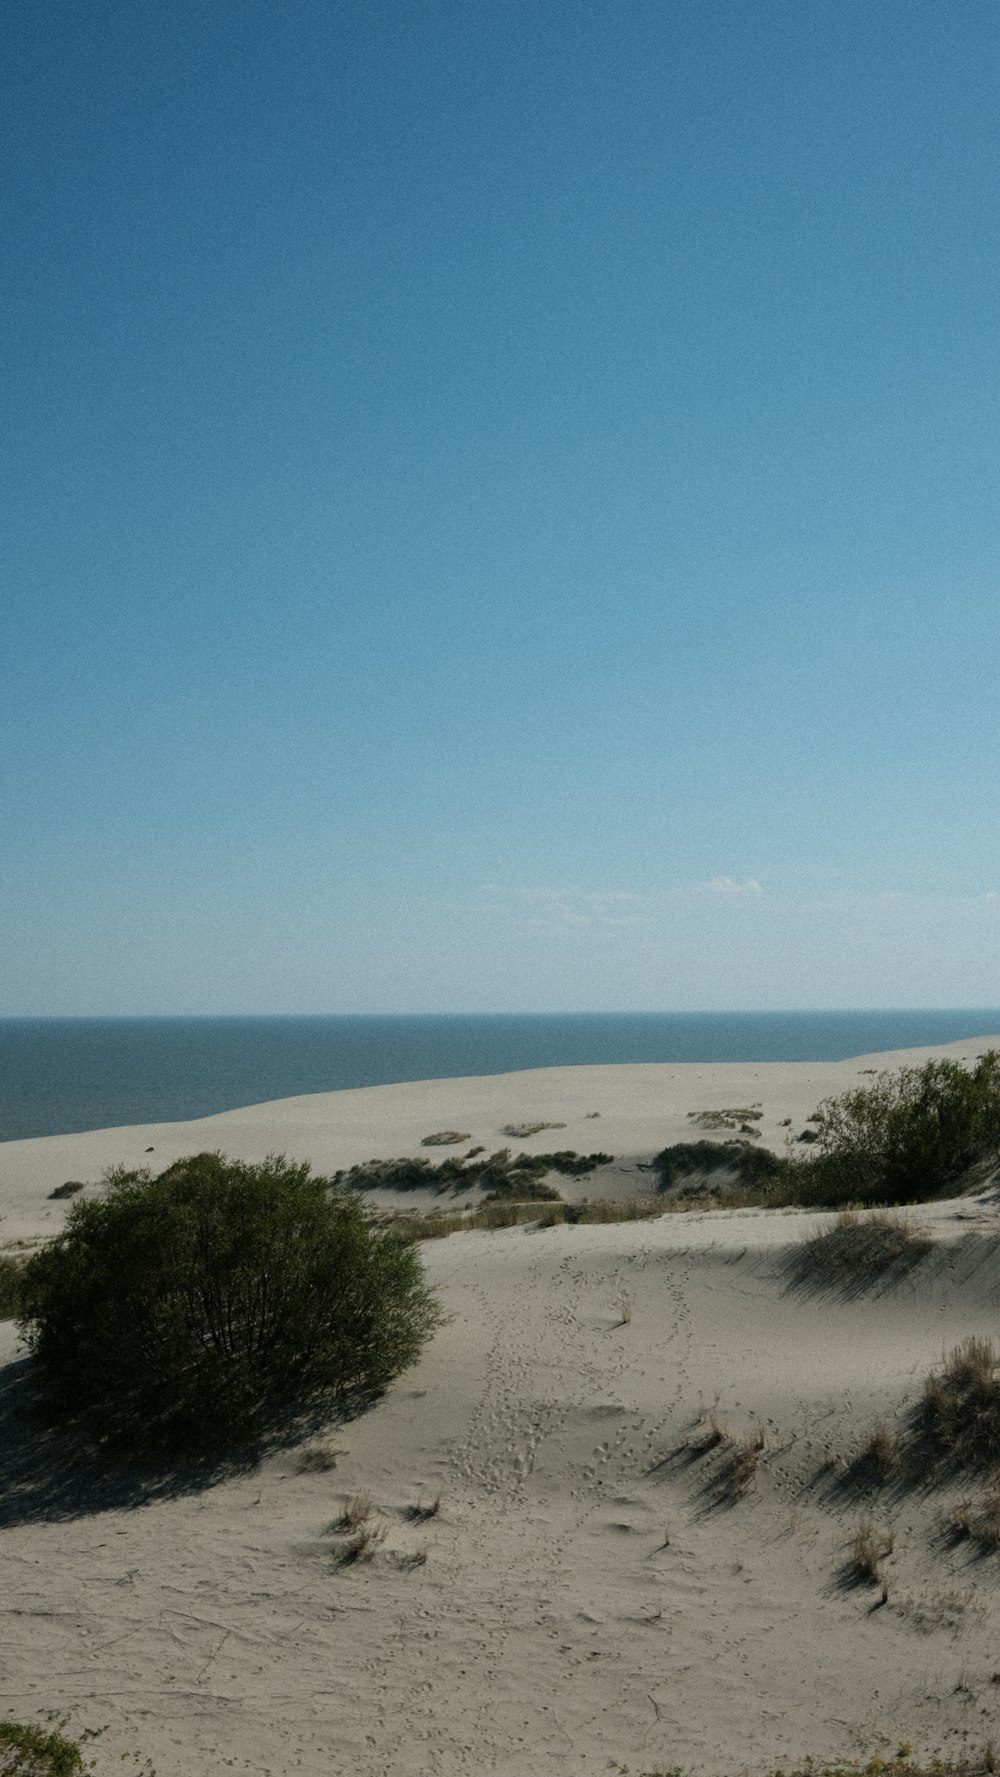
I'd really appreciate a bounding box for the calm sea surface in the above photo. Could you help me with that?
[3,1011,1000,1144]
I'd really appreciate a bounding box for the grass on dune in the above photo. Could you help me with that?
[794,1209,934,1287]
[918,1336,1000,1472]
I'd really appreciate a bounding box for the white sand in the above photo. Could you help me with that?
[3,1035,1000,1775]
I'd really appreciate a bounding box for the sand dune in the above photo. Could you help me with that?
[3,1037,1000,1775]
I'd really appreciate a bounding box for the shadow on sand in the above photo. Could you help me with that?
[0,1355,369,1529]
[0,1355,260,1527]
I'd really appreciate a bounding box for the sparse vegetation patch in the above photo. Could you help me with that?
[917,1337,1000,1473]
[0,1719,84,1777]
[687,1105,762,1130]
[337,1147,611,1204]
[501,1121,566,1138]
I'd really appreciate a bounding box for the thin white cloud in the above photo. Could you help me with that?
[481,884,651,931]
[700,876,764,896]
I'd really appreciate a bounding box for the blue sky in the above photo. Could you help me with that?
[3,0,999,1014]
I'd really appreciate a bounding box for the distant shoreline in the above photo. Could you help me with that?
[4,1034,999,1247]
[4,1008,1000,1143]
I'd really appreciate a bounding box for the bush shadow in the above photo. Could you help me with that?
[0,1355,373,1528]
[0,1355,258,1525]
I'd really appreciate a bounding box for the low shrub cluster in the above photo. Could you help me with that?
[18,1152,442,1454]
[336,1147,612,1202]
[653,1140,785,1194]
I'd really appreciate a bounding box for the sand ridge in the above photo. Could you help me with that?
[3,1036,1000,1775]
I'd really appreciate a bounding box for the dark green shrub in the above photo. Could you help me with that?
[805,1052,1000,1206]
[0,1720,83,1776]
[0,1256,26,1322]
[18,1152,442,1453]
[48,1182,84,1201]
[653,1140,784,1192]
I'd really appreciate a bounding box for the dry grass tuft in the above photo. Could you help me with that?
[719,1426,767,1500]
[918,1337,1000,1472]
[405,1493,442,1522]
[946,1488,1000,1554]
[294,1442,343,1474]
[946,1499,975,1542]
[859,1419,900,1485]
[694,1411,725,1454]
[393,1545,429,1569]
[338,1491,375,1531]
[844,1515,894,1586]
[338,1520,388,1565]
[796,1209,933,1289]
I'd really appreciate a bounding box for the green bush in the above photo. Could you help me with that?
[18,1152,442,1454]
[803,1052,1000,1206]
[0,1256,26,1322]
[653,1140,784,1192]
[0,1720,83,1777]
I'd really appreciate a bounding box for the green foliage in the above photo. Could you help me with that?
[801,1052,1000,1206]
[0,1256,26,1321]
[653,1140,784,1192]
[0,1720,84,1777]
[18,1151,442,1453]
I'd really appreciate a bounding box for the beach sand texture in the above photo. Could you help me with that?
[3,1036,1000,1776]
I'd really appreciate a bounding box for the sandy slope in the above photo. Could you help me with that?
[3,1037,1000,1776]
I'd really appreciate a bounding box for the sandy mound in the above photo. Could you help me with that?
[3,1038,1000,1775]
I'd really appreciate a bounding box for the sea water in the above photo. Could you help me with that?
[2,1010,1000,1143]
